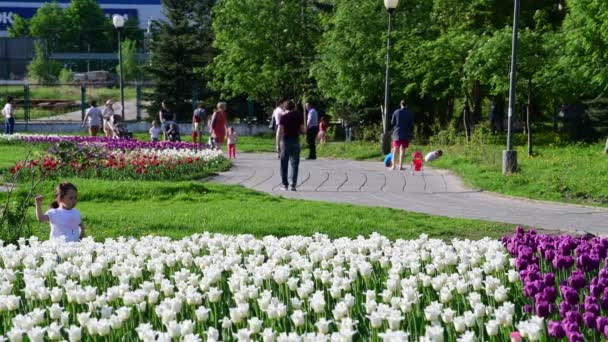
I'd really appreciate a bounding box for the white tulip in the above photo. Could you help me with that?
[26,327,44,342]
[67,325,81,342]
[485,319,500,336]
[316,318,332,334]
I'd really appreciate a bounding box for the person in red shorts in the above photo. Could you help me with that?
[390,100,414,170]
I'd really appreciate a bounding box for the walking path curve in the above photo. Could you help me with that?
[210,153,608,234]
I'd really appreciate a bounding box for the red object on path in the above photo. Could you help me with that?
[412,150,423,173]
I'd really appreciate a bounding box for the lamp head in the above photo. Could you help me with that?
[112,14,125,29]
[384,0,399,12]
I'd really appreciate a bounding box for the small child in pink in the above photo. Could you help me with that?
[318,117,328,144]
[227,127,237,159]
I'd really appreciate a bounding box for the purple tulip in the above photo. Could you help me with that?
[560,302,573,317]
[568,270,587,290]
[566,331,584,342]
[548,320,565,338]
[543,273,555,287]
[564,320,580,334]
[584,312,597,329]
[591,284,604,298]
[543,286,557,302]
[597,316,608,333]
[536,301,551,317]
[561,286,580,305]
[565,311,582,324]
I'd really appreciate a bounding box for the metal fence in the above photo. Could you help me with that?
[0,82,151,123]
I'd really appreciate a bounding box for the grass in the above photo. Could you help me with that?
[0,142,46,170]
[11,179,515,242]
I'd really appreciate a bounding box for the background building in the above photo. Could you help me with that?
[0,0,163,37]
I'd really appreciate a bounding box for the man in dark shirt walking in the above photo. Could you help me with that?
[305,102,319,160]
[391,100,414,170]
[276,100,306,191]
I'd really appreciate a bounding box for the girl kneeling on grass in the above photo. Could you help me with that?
[35,182,85,242]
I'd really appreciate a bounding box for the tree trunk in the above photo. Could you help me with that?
[463,95,470,142]
[473,80,482,124]
[604,137,608,154]
[527,77,532,156]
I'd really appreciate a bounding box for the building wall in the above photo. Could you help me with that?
[0,0,163,37]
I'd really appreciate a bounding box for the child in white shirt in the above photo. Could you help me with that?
[35,182,85,242]
[149,120,161,142]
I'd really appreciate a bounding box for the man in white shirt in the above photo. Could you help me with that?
[2,96,15,135]
[82,100,104,136]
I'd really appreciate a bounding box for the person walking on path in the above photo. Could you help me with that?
[192,102,206,144]
[159,101,176,141]
[102,100,115,137]
[305,102,319,160]
[2,96,15,134]
[211,102,228,150]
[270,98,286,131]
[82,100,103,136]
[391,100,414,170]
[276,100,305,191]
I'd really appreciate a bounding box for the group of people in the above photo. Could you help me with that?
[272,98,327,191]
[385,100,443,170]
[150,101,237,157]
[82,100,128,138]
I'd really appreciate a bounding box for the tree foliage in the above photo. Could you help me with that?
[209,0,320,106]
[146,0,214,120]
[115,39,141,82]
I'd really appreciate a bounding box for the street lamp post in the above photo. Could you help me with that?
[381,0,399,155]
[503,0,519,175]
[113,14,126,121]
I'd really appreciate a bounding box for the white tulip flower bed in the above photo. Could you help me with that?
[0,233,540,341]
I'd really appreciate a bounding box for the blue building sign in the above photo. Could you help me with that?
[0,7,139,31]
[0,1,162,35]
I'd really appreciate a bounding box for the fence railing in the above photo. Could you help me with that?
[0,82,151,123]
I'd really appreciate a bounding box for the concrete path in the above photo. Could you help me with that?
[209,153,608,234]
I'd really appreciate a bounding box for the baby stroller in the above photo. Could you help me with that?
[111,114,131,139]
[411,150,424,175]
[166,122,181,142]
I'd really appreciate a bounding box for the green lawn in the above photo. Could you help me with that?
[17,179,515,242]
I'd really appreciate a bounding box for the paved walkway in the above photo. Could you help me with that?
[210,153,608,234]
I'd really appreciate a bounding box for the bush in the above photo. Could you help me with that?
[27,42,61,84]
[59,68,73,84]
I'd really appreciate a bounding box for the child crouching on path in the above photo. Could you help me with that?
[35,182,85,242]
[227,127,237,159]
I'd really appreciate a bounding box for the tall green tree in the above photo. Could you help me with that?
[210,0,320,107]
[147,0,214,120]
